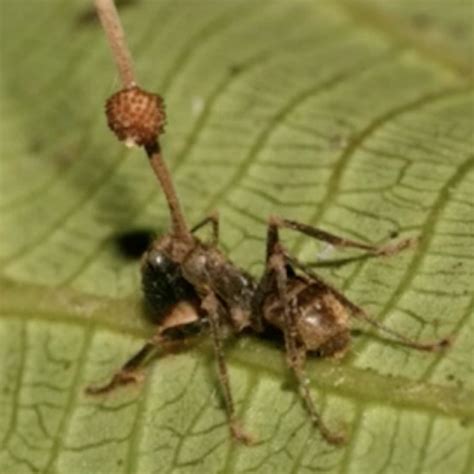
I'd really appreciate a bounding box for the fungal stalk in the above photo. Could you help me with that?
[94,0,191,241]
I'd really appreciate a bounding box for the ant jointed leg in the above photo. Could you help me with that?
[268,215,451,350]
[259,216,451,444]
[201,292,255,445]
[269,216,418,257]
[190,211,220,245]
[86,319,204,395]
[86,340,156,395]
[268,247,347,445]
[87,214,220,397]
[289,254,451,352]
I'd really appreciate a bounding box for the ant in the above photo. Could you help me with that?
[86,85,451,446]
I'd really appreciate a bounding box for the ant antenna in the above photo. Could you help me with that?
[94,0,192,241]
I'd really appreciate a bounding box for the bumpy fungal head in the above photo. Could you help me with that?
[105,86,166,147]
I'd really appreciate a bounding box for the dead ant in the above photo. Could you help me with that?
[86,85,452,445]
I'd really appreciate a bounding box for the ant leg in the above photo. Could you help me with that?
[249,221,282,333]
[201,292,255,445]
[191,211,219,245]
[269,216,416,257]
[86,320,204,395]
[251,273,272,333]
[287,254,451,352]
[268,249,346,445]
[86,338,159,395]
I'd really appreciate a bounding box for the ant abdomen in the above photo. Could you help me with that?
[264,276,351,358]
[141,248,198,323]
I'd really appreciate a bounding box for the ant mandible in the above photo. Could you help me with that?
[86,86,451,445]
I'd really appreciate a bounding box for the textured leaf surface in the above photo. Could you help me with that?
[0,1,473,473]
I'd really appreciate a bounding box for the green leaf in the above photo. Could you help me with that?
[1,1,473,473]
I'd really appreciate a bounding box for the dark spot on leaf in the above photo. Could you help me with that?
[76,0,139,27]
[29,139,44,153]
[389,230,399,239]
[411,13,433,30]
[114,228,154,260]
[450,22,469,39]
[460,417,472,428]
[229,64,244,76]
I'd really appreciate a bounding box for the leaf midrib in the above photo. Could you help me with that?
[1,283,472,421]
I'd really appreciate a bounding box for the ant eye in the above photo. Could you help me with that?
[147,250,175,273]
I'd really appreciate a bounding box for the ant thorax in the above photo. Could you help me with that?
[143,233,257,332]
[181,242,257,331]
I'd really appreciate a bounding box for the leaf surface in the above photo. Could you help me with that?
[0,1,473,473]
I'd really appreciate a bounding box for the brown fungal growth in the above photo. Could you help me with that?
[105,86,166,147]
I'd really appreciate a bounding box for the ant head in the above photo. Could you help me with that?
[142,248,197,323]
[146,248,175,274]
